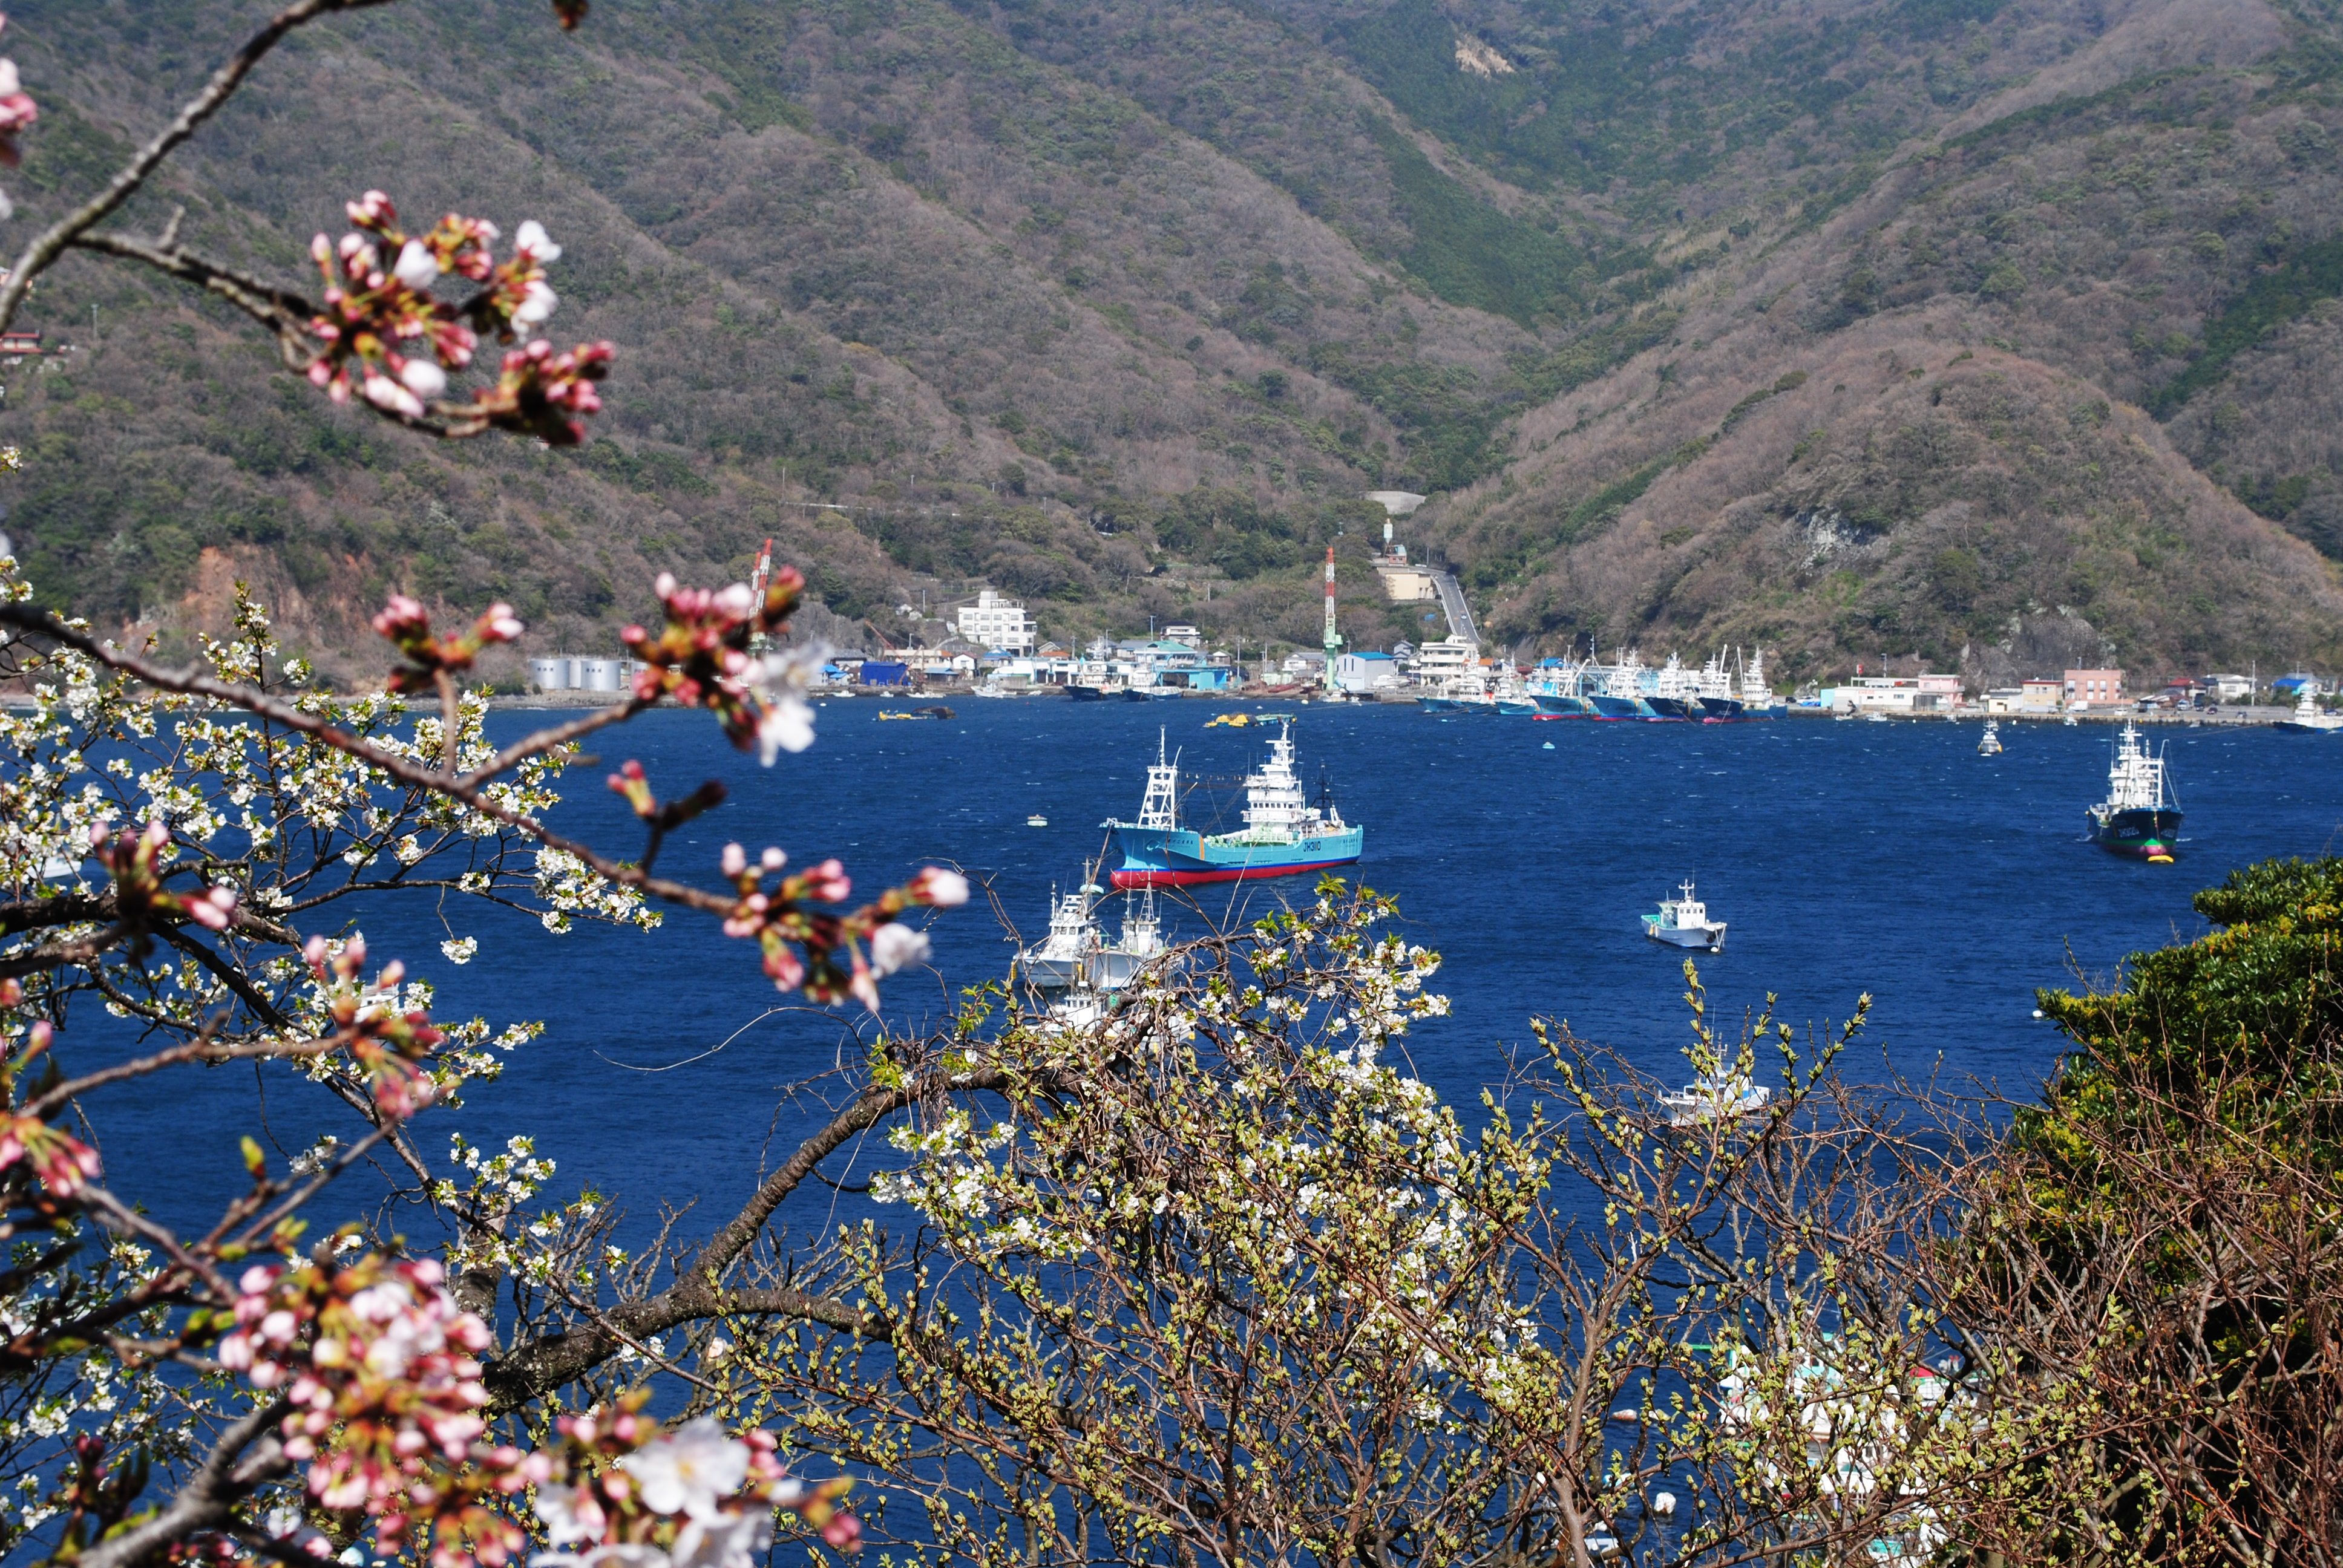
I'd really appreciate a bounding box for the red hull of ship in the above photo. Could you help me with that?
[1110,858,1359,889]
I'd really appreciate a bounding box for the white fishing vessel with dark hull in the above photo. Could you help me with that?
[2086,722,2181,862]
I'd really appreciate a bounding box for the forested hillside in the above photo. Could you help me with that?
[4,0,2342,682]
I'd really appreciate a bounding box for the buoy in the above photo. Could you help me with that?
[2031,1008,2044,1019]
[1652,1492,1677,1517]
[1608,1408,1639,1424]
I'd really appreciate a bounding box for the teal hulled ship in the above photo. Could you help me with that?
[1106,723,1363,888]
[2087,722,2181,861]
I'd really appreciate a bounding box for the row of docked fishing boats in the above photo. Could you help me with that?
[1422,647,1782,722]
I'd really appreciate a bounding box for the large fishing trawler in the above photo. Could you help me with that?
[2087,722,2181,861]
[1105,724,1362,887]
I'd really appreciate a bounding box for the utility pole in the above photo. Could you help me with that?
[1322,544,1342,697]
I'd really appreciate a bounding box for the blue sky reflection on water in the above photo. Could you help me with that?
[104,702,2342,1251]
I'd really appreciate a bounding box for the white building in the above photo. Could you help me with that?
[2205,673,2253,702]
[1334,652,1403,694]
[956,589,1037,653]
[1410,636,1479,685]
[2019,678,2064,713]
[1821,674,1964,713]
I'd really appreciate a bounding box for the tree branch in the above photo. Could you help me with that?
[0,0,402,333]
[71,1396,292,1568]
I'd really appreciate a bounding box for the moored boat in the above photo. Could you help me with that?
[1106,724,1363,888]
[1658,1073,1772,1126]
[1587,651,1663,720]
[1645,653,1705,720]
[1735,646,1781,718]
[1695,650,1745,721]
[2086,722,2181,861]
[2275,688,2343,733]
[1642,880,1726,952]
[1019,881,1104,990]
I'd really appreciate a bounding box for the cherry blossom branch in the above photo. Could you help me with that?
[70,230,316,359]
[0,0,400,333]
[482,1063,1023,1407]
[159,927,295,1031]
[0,921,129,981]
[461,696,651,790]
[21,1026,355,1120]
[67,1396,292,1568]
[0,604,736,918]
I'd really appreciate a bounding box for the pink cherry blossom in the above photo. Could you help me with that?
[909,867,971,907]
[869,922,929,978]
[393,239,441,292]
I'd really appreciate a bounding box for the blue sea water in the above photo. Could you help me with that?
[104,702,2341,1248]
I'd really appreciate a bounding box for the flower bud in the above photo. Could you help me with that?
[911,867,971,907]
[398,358,448,399]
[392,239,440,292]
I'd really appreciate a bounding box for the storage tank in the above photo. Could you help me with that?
[578,658,625,692]
[528,657,575,691]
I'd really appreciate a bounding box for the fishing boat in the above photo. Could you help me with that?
[1094,887,1165,990]
[1106,724,1362,887]
[2275,688,2343,733]
[1977,720,2003,756]
[1019,880,1104,989]
[1642,880,1726,952]
[1586,651,1661,720]
[1744,648,1780,717]
[1020,875,1169,994]
[1645,653,1705,721]
[1657,1073,1772,1126]
[1066,682,1117,702]
[2086,722,2181,861]
[1695,650,1746,722]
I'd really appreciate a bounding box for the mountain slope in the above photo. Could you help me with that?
[0,0,2338,684]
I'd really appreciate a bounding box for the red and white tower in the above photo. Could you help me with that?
[1322,544,1342,694]
[747,537,776,655]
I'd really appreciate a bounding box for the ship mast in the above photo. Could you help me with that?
[1136,728,1180,829]
[1321,544,1342,696]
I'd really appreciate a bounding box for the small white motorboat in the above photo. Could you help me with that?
[1657,1073,1773,1126]
[1643,880,1726,953]
[1026,814,1049,827]
[1978,719,2003,756]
